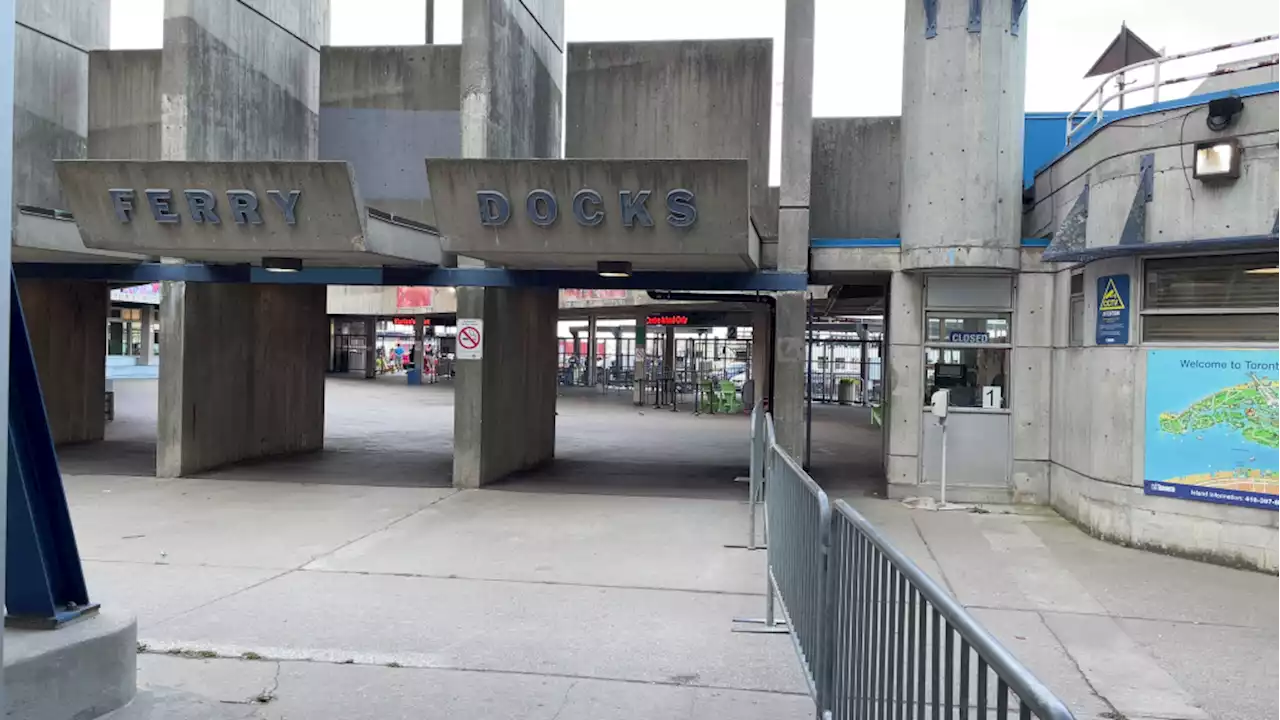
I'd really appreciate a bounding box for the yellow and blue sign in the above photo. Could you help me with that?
[1096,274,1129,345]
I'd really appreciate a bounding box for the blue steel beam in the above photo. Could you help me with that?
[14,263,809,292]
[6,274,97,629]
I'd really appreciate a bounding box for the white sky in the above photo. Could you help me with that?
[110,0,1278,183]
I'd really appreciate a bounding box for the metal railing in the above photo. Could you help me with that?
[1066,34,1278,143]
[736,411,1075,719]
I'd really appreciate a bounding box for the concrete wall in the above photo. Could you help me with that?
[460,0,563,159]
[1047,256,1278,572]
[810,117,901,240]
[320,45,461,225]
[13,0,108,211]
[16,279,108,446]
[565,40,773,246]
[158,283,327,477]
[884,271,922,494]
[161,0,325,161]
[1193,56,1279,95]
[88,50,161,159]
[327,285,457,316]
[1026,93,1279,251]
[899,0,1026,270]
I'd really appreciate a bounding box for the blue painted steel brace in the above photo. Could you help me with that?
[6,272,96,629]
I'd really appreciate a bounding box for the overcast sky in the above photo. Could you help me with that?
[110,0,1278,182]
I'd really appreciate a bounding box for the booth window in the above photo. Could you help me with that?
[1142,253,1279,343]
[1068,272,1084,347]
[923,311,1011,409]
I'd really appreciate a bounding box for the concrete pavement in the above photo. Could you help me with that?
[840,498,1279,720]
[65,379,1277,719]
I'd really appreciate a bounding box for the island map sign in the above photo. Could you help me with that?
[1144,349,1280,510]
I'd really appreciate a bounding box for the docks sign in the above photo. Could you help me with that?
[107,188,302,226]
[476,188,696,229]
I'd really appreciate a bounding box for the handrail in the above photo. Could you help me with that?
[1066,34,1279,143]
[831,499,1075,720]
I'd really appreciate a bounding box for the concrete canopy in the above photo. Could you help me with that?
[54,161,443,267]
[426,159,758,271]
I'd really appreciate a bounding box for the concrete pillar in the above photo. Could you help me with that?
[157,0,328,477]
[773,292,808,458]
[16,280,108,446]
[453,287,558,488]
[586,314,598,386]
[158,283,327,478]
[632,314,647,405]
[885,272,923,494]
[364,317,377,379]
[899,0,1027,271]
[409,315,425,385]
[452,0,563,488]
[1011,270,1054,502]
[772,0,815,458]
[138,304,155,366]
[751,307,772,408]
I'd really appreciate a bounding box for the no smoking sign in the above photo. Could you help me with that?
[456,319,484,360]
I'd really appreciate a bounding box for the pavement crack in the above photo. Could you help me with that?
[548,679,578,720]
[1036,610,1121,717]
[302,489,463,568]
[908,513,958,597]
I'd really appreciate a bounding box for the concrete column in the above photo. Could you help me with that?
[158,283,327,478]
[410,315,425,385]
[364,317,377,379]
[773,292,807,458]
[157,0,328,477]
[138,304,155,366]
[586,314,598,386]
[751,307,772,408]
[632,314,647,405]
[17,279,108,446]
[453,287,558,488]
[899,0,1027,270]
[885,271,923,495]
[1011,270,1054,502]
[772,0,814,457]
[452,0,563,488]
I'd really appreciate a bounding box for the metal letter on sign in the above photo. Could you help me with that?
[457,319,484,360]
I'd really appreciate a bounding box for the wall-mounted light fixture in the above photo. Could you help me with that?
[262,257,303,273]
[597,260,632,278]
[1205,96,1244,132]
[1192,139,1242,181]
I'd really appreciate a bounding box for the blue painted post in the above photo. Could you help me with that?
[0,0,11,687]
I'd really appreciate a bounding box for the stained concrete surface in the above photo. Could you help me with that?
[62,379,1273,719]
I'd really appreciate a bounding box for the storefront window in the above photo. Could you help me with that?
[925,312,1011,343]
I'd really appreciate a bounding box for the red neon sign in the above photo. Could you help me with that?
[391,317,431,327]
[647,315,688,326]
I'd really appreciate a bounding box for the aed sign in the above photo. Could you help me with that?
[107,188,302,226]
[476,188,697,230]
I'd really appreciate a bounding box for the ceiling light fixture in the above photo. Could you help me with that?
[597,260,632,278]
[1244,267,1279,275]
[262,257,303,273]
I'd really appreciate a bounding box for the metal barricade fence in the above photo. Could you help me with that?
[736,412,1076,720]
[735,411,832,698]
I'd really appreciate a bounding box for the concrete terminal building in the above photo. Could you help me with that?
[9,0,1280,586]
